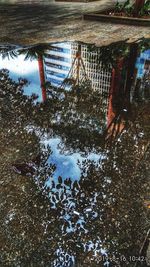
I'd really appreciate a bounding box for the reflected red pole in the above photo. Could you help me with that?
[107,58,124,127]
[107,68,116,127]
[38,55,47,102]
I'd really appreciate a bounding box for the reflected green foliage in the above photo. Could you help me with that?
[18,44,52,61]
[115,0,150,16]
[0,45,19,60]
[139,0,150,16]
[87,41,129,69]
[138,38,150,53]
[33,84,108,154]
[87,39,150,70]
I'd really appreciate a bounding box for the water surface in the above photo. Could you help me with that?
[0,39,150,267]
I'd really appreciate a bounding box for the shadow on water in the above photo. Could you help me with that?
[0,38,150,267]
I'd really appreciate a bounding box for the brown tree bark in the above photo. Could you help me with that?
[134,0,145,16]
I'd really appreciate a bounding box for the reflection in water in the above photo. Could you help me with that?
[0,39,150,267]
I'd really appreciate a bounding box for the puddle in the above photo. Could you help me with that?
[0,39,150,267]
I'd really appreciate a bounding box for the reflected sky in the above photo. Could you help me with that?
[0,54,42,100]
[44,138,102,182]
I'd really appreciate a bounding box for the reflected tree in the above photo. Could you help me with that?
[0,69,59,267]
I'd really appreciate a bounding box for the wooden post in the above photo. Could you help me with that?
[38,55,47,102]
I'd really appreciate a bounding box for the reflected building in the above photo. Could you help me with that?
[71,42,112,94]
[133,48,150,102]
[43,42,112,95]
[136,49,150,78]
[71,43,112,125]
[42,42,113,131]
[40,42,140,139]
[38,42,150,140]
[43,43,72,88]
